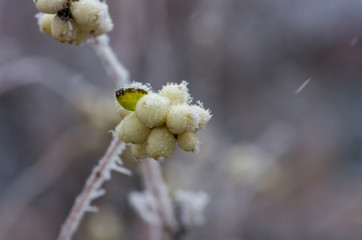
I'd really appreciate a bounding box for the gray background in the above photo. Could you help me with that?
[1,0,362,239]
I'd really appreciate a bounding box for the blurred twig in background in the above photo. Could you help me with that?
[0,129,86,239]
[139,158,179,240]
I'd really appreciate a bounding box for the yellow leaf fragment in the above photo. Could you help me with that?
[115,88,148,111]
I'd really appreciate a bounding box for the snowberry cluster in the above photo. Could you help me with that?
[35,0,113,45]
[117,82,212,161]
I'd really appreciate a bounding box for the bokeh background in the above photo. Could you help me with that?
[1,0,362,239]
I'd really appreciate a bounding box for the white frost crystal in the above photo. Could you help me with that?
[116,81,211,160]
[174,190,209,226]
[190,104,212,130]
[35,0,113,45]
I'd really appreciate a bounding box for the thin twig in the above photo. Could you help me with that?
[57,137,129,240]
[89,35,130,87]
[57,35,131,240]
[140,158,179,240]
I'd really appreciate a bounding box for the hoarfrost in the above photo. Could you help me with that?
[124,81,152,93]
[128,191,161,225]
[174,190,209,226]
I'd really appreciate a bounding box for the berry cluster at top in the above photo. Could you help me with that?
[116,82,212,161]
[35,0,113,45]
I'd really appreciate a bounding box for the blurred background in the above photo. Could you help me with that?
[1,0,362,239]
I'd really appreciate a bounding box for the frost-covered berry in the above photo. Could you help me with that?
[112,82,212,160]
[131,144,148,159]
[177,132,199,152]
[37,13,54,35]
[51,15,79,44]
[93,11,113,36]
[117,106,131,119]
[135,93,170,128]
[146,127,176,160]
[190,105,212,130]
[70,0,113,34]
[117,112,151,144]
[166,104,200,134]
[73,30,89,45]
[35,0,67,14]
[35,0,113,45]
[159,81,191,105]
